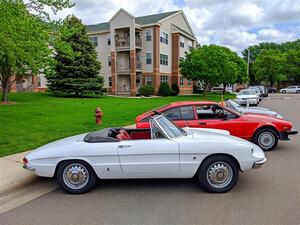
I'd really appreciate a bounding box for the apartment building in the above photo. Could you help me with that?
[87,9,198,95]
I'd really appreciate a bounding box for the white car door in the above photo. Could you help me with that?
[117,139,179,178]
[287,86,296,93]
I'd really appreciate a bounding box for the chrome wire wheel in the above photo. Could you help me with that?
[258,132,275,149]
[63,163,89,190]
[206,161,233,189]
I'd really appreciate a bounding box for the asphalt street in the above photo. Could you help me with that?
[1,94,300,225]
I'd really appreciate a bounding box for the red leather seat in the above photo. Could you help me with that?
[116,129,131,140]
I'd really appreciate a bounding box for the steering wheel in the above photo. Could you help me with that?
[217,110,224,118]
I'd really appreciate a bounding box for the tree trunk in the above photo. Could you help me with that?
[1,86,9,103]
[223,83,226,95]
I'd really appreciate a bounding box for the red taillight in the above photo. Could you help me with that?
[23,157,28,164]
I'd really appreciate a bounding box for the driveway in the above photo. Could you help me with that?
[1,94,300,225]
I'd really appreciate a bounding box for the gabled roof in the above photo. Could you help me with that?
[136,11,180,25]
[87,10,180,32]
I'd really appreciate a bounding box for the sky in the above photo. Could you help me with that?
[48,0,300,54]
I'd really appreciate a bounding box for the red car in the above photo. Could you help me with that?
[136,101,298,151]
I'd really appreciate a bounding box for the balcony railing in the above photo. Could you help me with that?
[135,38,142,48]
[136,61,142,70]
[116,63,130,72]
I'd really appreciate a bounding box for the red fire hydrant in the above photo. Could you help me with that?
[95,107,103,125]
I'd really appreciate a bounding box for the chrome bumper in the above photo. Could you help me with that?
[23,164,35,171]
[253,157,267,169]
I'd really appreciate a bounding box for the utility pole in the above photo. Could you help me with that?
[247,49,250,78]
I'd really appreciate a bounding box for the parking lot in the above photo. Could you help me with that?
[1,94,300,225]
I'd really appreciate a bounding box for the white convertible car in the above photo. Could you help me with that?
[23,115,266,194]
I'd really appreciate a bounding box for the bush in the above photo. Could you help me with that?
[159,83,171,96]
[139,85,154,97]
[170,83,180,96]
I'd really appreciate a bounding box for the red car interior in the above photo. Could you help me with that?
[116,129,151,140]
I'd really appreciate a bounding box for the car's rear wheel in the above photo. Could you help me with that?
[57,160,96,194]
[296,90,300,94]
[198,155,238,193]
[282,90,286,93]
[252,128,278,151]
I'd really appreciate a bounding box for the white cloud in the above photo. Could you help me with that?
[48,0,300,53]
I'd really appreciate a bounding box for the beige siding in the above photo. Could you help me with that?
[141,27,153,73]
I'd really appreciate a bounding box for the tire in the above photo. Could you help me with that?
[252,128,278,151]
[282,90,286,93]
[198,155,239,193]
[57,160,97,194]
[296,90,300,94]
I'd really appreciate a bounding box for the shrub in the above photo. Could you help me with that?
[139,85,154,97]
[170,83,180,96]
[159,83,171,96]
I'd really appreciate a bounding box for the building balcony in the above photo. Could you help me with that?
[136,61,142,70]
[116,63,130,73]
[135,38,142,48]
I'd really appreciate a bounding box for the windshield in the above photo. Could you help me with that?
[155,116,185,138]
[238,89,257,95]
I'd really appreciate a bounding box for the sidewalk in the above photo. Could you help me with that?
[0,151,58,214]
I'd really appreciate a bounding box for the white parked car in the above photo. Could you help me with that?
[280,86,300,93]
[224,99,283,119]
[236,89,260,106]
[23,115,266,194]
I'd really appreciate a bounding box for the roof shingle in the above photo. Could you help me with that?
[87,10,180,32]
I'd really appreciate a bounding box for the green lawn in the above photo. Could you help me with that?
[0,92,234,156]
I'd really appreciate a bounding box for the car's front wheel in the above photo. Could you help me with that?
[198,155,239,193]
[282,90,286,93]
[252,128,278,151]
[57,160,97,194]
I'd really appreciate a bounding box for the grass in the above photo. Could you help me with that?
[0,92,234,157]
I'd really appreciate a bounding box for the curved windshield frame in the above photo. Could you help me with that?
[154,115,186,138]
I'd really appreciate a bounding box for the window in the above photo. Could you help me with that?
[160,31,168,44]
[196,104,236,120]
[180,36,184,48]
[180,76,184,86]
[164,107,181,120]
[188,40,193,50]
[146,76,152,85]
[146,52,152,64]
[160,75,168,84]
[108,55,111,66]
[180,106,195,120]
[107,34,111,46]
[108,77,112,87]
[89,36,98,47]
[160,54,168,66]
[145,30,151,41]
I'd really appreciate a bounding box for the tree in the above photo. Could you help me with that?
[285,49,300,84]
[180,45,246,95]
[252,50,286,87]
[242,42,279,84]
[46,15,104,96]
[0,0,73,103]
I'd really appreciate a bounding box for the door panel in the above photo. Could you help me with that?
[117,139,179,178]
[195,104,245,138]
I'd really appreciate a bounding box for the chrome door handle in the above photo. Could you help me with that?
[118,144,131,148]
